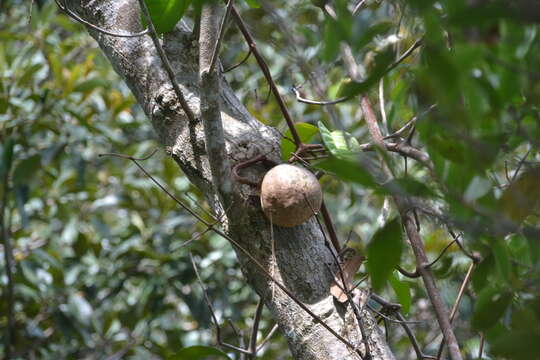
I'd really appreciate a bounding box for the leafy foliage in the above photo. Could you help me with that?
[1,0,540,359]
[0,3,277,359]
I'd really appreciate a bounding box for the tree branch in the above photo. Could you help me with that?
[137,0,197,123]
[199,0,233,205]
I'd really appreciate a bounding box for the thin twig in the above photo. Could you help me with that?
[384,104,437,140]
[360,95,463,360]
[352,0,367,15]
[379,79,388,135]
[190,253,254,355]
[435,262,475,359]
[229,5,302,146]
[386,38,423,74]
[137,0,197,123]
[371,294,436,360]
[511,148,531,182]
[397,238,459,278]
[247,299,264,359]
[209,0,234,73]
[256,324,278,352]
[223,49,252,73]
[291,86,349,106]
[448,230,479,262]
[477,334,484,359]
[399,206,463,360]
[320,201,342,254]
[306,197,369,359]
[366,303,423,325]
[55,0,149,38]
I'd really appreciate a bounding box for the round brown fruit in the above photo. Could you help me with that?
[260,164,322,227]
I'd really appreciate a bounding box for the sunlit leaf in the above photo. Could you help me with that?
[245,0,260,8]
[318,121,360,158]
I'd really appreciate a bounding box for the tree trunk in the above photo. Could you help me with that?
[66,1,395,359]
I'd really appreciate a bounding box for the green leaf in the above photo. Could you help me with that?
[337,50,394,97]
[322,18,341,62]
[143,0,192,34]
[12,154,41,186]
[169,345,232,360]
[280,122,319,161]
[18,63,43,86]
[74,78,109,94]
[367,217,403,291]
[499,166,540,225]
[245,0,260,8]
[491,328,540,360]
[318,121,360,158]
[472,254,494,291]
[314,156,377,188]
[491,237,512,283]
[472,286,512,331]
[389,271,411,314]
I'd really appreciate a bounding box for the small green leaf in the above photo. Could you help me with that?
[314,157,377,188]
[169,345,232,360]
[318,121,360,158]
[280,122,319,161]
[367,217,403,291]
[13,154,41,186]
[143,0,192,34]
[245,0,260,8]
[472,286,512,331]
[389,271,411,314]
[471,254,494,291]
[322,19,340,62]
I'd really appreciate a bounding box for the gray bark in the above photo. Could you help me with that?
[66,1,396,359]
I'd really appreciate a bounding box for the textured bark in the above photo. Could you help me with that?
[66,1,396,359]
